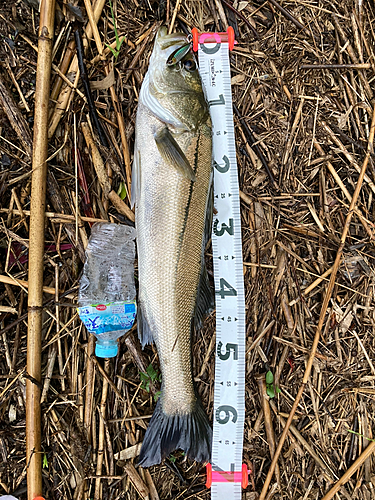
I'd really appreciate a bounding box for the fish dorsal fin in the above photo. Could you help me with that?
[139,72,185,129]
[154,127,196,181]
[194,175,214,329]
[204,173,214,247]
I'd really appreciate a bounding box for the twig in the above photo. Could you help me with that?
[267,0,316,39]
[5,61,31,113]
[75,28,108,147]
[269,400,335,482]
[313,139,374,239]
[122,461,150,499]
[81,122,134,222]
[168,0,182,34]
[221,0,260,39]
[0,79,32,157]
[234,104,276,186]
[83,0,104,57]
[0,207,104,224]
[282,98,304,166]
[26,1,56,498]
[301,63,371,69]
[320,120,375,194]
[258,100,375,500]
[321,441,375,500]
[214,0,229,30]
[256,374,281,488]
[50,39,76,104]
[84,336,95,442]
[332,14,373,101]
[95,358,110,499]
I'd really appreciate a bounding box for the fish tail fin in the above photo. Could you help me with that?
[138,398,212,467]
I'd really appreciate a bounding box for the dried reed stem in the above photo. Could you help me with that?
[26,1,55,499]
[95,358,110,499]
[321,440,375,500]
[256,374,281,487]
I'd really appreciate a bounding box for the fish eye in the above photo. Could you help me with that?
[183,59,196,72]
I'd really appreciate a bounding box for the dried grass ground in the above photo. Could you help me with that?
[1,0,375,499]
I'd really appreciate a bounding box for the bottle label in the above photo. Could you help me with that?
[78,301,137,335]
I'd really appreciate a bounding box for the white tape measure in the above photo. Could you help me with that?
[193,28,247,499]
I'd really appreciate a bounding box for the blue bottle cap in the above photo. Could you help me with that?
[95,341,118,358]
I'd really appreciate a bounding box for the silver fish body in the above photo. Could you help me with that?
[133,28,213,467]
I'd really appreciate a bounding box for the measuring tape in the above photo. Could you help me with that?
[193,28,248,499]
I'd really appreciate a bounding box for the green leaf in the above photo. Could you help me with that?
[266,370,274,385]
[266,385,275,398]
[105,43,118,59]
[154,390,161,402]
[118,35,126,51]
[146,364,157,381]
[276,386,281,394]
[43,453,48,468]
[107,0,126,61]
[169,454,176,463]
[117,181,127,200]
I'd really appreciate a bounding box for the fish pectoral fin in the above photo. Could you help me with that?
[154,127,196,181]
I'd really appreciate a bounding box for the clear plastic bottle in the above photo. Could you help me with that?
[78,222,137,358]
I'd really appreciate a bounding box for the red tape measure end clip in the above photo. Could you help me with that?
[191,27,236,52]
[205,463,250,489]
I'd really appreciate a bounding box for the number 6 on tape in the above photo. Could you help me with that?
[193,28,248,500]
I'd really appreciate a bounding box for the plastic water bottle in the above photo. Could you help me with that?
[78,222,137,358]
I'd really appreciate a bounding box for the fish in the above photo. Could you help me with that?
[132,26,213,467]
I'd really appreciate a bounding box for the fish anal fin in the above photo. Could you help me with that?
[138,397,212,467]
[154,127,196,181]
[137,300,153,348]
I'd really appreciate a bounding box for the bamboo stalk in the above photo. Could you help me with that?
[26,1,56,499]
[258,102,375,500]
